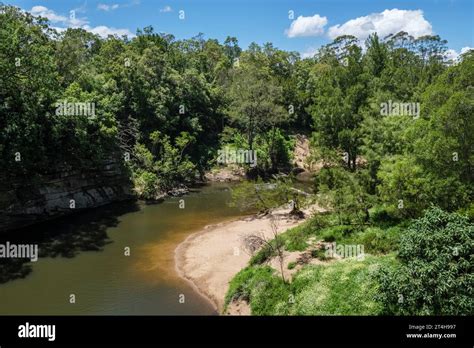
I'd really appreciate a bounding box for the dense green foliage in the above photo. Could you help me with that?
[230,175,309,215]
[377,207,473,315]
[2,5,472,205]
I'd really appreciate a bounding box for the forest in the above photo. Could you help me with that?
[0,4,473,315]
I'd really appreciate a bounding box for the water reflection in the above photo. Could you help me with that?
[0,200,139,284]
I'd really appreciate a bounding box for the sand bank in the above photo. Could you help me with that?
[175,206,322,314]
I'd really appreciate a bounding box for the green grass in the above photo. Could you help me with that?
[225,255,397,315]
[249,244,274,266]
[224,266,291,315]
[249,216,328,265]
[289,255,397,315]
[283,214,330,251]
[283,211,402,254]
[319,225,359,243]
[353,226,401,254]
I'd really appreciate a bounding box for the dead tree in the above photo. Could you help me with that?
[240,215,287,283]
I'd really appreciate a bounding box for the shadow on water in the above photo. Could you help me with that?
[0,200,140,284]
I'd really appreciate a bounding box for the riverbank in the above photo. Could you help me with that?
[0,160,133,232]
[175,204,322,315]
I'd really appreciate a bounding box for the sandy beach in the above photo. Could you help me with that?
[175,206,321,314]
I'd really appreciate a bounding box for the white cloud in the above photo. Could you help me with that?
[84,25,134,38]
[97,4,120,11]
[160,6,173,13]
[285,14,328,38]
[29,6,134,38]
[460,46,473,55]
[444,49,459,61]
[30,5,87,27]
[444,46,473,63]
[328,9,433,41]
[301,47,319,59]
[68,17,89,28]
[31,5,67,23]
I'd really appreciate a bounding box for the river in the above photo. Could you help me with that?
[0,183,245,315]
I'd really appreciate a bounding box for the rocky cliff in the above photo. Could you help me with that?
[0,160,134,232]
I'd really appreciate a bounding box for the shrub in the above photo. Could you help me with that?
[225,128,294,175]
[320,225,357,243]
[376,207,474,315]
[133,170,159,200]
[287,261,296,270]
[315,167,374,225]
[457,202,474,222]
[311,248,328,260]
[224,266,290,315]
[355,227,400,254]
[370,205,402,227]
[249,243,275,266]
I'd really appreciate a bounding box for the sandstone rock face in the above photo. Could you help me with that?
[0,160,133,232]
[204,166,245,182]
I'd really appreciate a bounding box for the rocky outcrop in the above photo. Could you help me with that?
[0,160,133,232]
[204,166,245,182]
[293,134,321,172]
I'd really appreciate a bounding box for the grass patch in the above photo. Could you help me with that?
[282,213,330,251]
[353,226,401,254]
[249,244,275,266]
[289,255,397,315]
[287,261,296,270]
[226,255,397,315]
[316,224,401,255]
[224,266,291,315]
[319,225,359,243]
[311,248,329,260]
[249,213,331,265]
[250,212,402,266]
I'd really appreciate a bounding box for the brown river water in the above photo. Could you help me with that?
[0,183,245,315]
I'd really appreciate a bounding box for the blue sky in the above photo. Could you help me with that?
[7,0,474,58]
